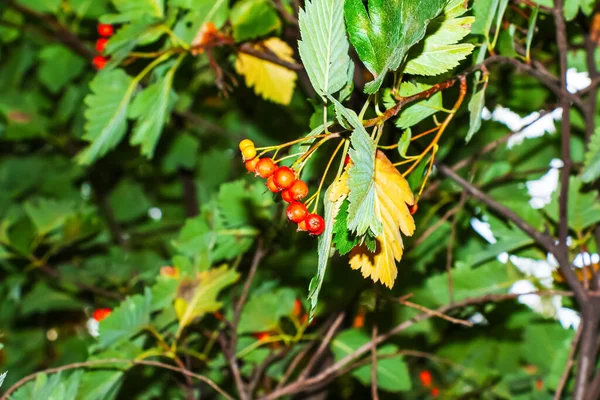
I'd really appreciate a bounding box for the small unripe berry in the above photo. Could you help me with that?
[96,38,108,53]
[93,56,107,70]
[288,180,308,201]
[305,214,325,235]
[245,157,260,172]
[97,23,114,37]
[297,219,307,231]
[93,308,112,322]
[255,158,276,178]
[266,175,280,193]
[281,188,294,203]
[286,202,308,223]
[273,166,295,190]
[241,145,257,161]
[239,139,254,151]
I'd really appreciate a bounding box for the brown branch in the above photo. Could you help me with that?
[399,299,473,327]
[299,312,346,380]
[513,0,553,12]
[218,334,249,400]
[555,324,584,400]
[0,358,234,400]
[238,43,303,71]
[179,169,199,218]
[371,325,379,400]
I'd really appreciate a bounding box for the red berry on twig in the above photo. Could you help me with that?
[273,166,295,190]
[286,202,308,223]
[97,23,114,37]
[305,214,325,235]
[93,56,107,70]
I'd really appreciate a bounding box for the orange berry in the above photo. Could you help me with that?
[286,202,308,223]
[273,166,296,190]
[93,308,112,322]
[305,214,325,235]
[297,219,307,231]
[241,145,257,161]
[266,175,280,192]
[213,311,224,321]
[245,157,260,172]
[97,23,114,37]
[408,202,418,215]
[288,180,308,201]
[344,154,351,165]
[293,299,303,316]
[160,266,179,278]
[255,158,276,178]
[254,332,270,341]
[419,370,432,387]
[431,387,440,397]
[96,38,108,53]
[353,308,365,328]
[281,188,294,203]
[239,139,254,151]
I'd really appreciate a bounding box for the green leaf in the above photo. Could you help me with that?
[104,19,161,68]
[582,128,600,183]
[471,0,499,38]
[175,265,239,336]
[24,198,75,236]
[398,129,411,157]
[546,177,600,232]
[161,133,200,173]
[525,5,539,61]
[332,199,376,255]
[405,0,475,76]
[344,0,446,93]
[38,46,86,94]
[298,0,351,98]
[106,0,164,23]
[77,69,136,165]
[129,58,181,157]
[394,81,443,129]
[332,329,411,392]
[21,283,85,315]
[308,182,340,321]
[490,0,509,49]
[328,96,382,236]
[238,287,295,333]
[172,0,229,44]
[108,179,151,222]
[16,0,61,13]
[11,371,82,400]
[98,288,152,347]
[466,87,486,142]
[0,371,7,388]
[522,322,573,375]
[230,0,281,42]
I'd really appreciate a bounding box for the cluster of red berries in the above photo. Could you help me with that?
[239,139,325,235]
[419,370,440,397]
[93,23,113,70]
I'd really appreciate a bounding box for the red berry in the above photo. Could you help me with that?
[266,175,280,193]
[92,308,112,322]
[305,214,325,235]
[286,202,308,223]
[93,56,107,70]
[344,154,351,166]
[288,180,308,201]
[245,157,260,173]
[419,370,432,387]
[292,299,302,317]
[408,202,418,215]
[281,188,294,203]
[431,387,440,397]
[255,158,276,178]
[98,23,114,37]
[273,166,295,190]
[96,38,108,53]
[254,332,270,341]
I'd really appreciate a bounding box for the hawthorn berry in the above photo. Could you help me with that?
[431,388,440,397]
[96,38,108,53]
[305,213,325,235]
[160,266,179,278]
[273,166,295,189]
[238,139,254,151]
[286,202,308,223]
[254,332,271,341]
[281,188,294,203]
[97,23,114,37]
[288,180,308,201]
[344,154,351,165]
[241,145,257,161]
[93,56,107,70]
[297,219,307,231]
[408,202,418,215]
[292,299,302,317]
[419,370,432,387]
[245,157,260,173]
[92,308,112,322]
[255,158,276,178]
[266,175,280,193]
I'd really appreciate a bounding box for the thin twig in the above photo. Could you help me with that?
[399,299,473,327]
[0,358,234,400]
[446,193,467,305]
[371,325,379,400]
[555,324,584,400]
[299,312,346,379]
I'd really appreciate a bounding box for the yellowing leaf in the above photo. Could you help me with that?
[175,265,239,337]
[234,38,297,105]
[349,151,415,288]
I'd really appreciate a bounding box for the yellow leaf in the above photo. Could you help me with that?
[349,151,416,288]
[234,38,297,105]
